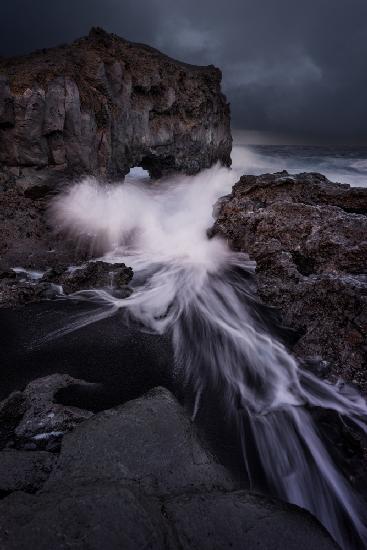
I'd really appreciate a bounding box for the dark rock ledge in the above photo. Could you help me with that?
[42,260,133,295]
[212,171,367,391]
[0,260,133,308]
[0,376,337,549]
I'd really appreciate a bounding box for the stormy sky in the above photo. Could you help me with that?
[1,0,366,144]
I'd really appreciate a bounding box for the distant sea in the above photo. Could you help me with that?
[232,144,367,187]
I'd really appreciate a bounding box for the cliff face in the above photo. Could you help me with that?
[0,27,231,191]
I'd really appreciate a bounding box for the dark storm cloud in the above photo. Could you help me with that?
[1,0,366,143]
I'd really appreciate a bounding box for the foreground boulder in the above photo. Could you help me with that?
[0,26,231,191]
[0,450,56,495]
[0,277,58,309]
[0,385,337,549]
[0,374,95,451]
[213,171,367,391]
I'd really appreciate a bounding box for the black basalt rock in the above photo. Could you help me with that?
[0,385,338,550]
[212,171,367,392]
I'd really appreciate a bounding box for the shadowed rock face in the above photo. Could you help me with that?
[0,374,96,452]
[0,382,337,549]
[0,186,87,272]
[0,26,231,192]
[212,171,367,391]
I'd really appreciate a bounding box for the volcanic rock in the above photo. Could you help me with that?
[0,26,231,190]
[0,27,231,289]
[42,260,133,295]
[0,278,59,309]
[212,171,367,390]
[0,450,56,495]
[0,386,337,549]
[0,374,96,451]
[0,186,81,272]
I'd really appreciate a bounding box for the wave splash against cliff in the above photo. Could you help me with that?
[51,164,367,548]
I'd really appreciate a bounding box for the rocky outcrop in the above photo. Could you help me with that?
[0,27,231,288]
[0,260,133,308]
[0,450,56,495]
[0,272,60,309]
[0,26,231,193]
[0,183,85,274]
[212,171,367,390]
[0,384,337,549]
[0,374,96,451]
[42,260,133,295]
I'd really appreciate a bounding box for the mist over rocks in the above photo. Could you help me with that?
[0,26,231,191]
[213,171,367,391]
[0,383,337,550]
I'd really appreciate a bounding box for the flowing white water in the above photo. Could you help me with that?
[49,163,367,548]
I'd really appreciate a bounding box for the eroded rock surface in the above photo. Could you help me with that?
[0,186,86,277]
[0,374,95,451]
[0,27,231,292]
[0,26,231,191]
[0,385,337,549]
[0,450,56,495]
[0,260,134,307]
[42,260,133,295]
[213,171,367,390]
